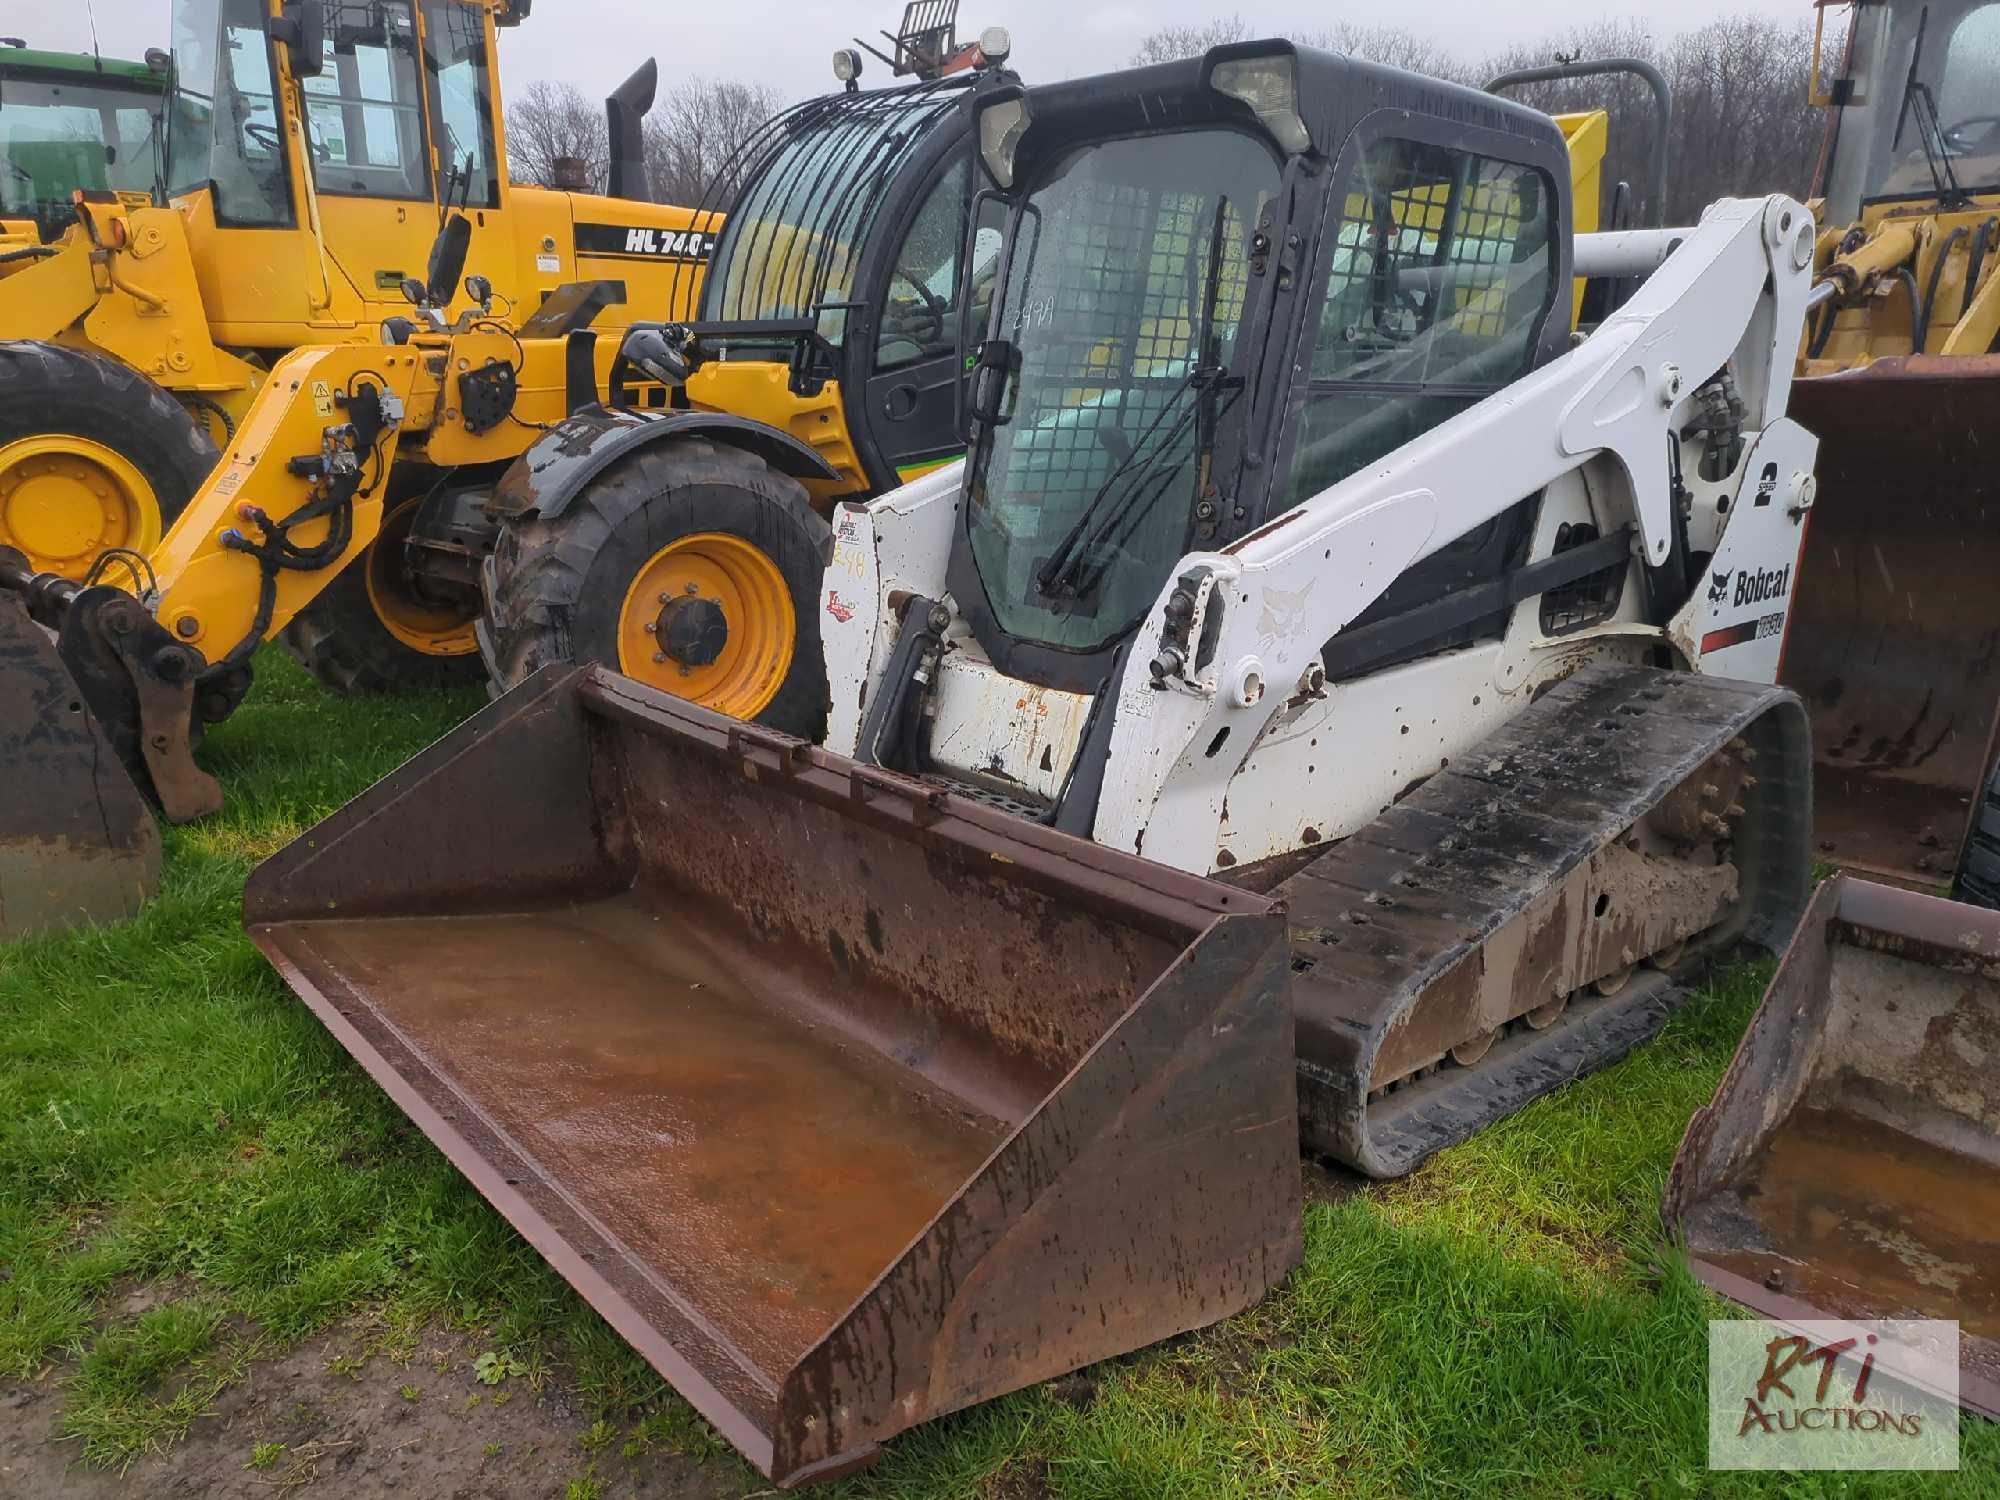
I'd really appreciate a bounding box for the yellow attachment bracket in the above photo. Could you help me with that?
[151,344,430,654]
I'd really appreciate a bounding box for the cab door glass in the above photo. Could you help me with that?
[166,0,293,226]
[420,0,500,208]
[1282,137,1555,508]
[303,1,428,199]
[877,159,1004,370]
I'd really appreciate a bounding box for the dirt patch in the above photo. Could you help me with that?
[0,1324,758,1500]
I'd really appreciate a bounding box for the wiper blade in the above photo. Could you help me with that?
[1035,367,1207,599]
[1035,196,1236,602]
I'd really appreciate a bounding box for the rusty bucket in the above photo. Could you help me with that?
[1665,874,2000,1416]
[0,592,159,940]
[245,666,1302,1486]
[1782,356,2000,889]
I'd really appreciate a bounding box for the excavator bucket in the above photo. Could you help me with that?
[1781,356,2000,889]
[1665,874,2000,1417]
[0,593,159,940]
[244,666,1302,1486]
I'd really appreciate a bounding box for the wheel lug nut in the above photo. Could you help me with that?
[652,651,666,663]
[643,621,656,633]
[678,664,690,677]
[683,581,699,594]
[658,592,670,604]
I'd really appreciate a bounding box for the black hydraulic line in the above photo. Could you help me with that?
[0,245,58,265]
[1487,57,1672,226]
[1917,223,1970,354]
[1808,297,1840,360]
[1894,267,1923,350]
[1963,218,1996,325]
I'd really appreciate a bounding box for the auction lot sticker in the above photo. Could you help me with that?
[1710,1319,1960,1470]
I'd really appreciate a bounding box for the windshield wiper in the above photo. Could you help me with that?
[1894,6,1969,205]
[1035,197,1237,602]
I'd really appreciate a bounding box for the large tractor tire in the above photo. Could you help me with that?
[484,437,831,740]
[279,499,486,697]
[1955,757,2000,910]
[0,341,217,582]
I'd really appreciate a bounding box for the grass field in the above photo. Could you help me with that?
[2,649,1993,1497]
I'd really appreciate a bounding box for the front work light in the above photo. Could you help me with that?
[1211,53,1311,154]
[832,48,863,84]
[978,95,1031,188]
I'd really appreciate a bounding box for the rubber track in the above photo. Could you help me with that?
[1279,664,1813,1179]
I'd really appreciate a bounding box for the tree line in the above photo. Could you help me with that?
[1134,15,1827,226]
[508,12,1831,224]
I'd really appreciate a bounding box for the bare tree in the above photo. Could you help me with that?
[1130,15,1251,66]
[1297,23,1469,81]
[1131,13,1826,225]
[506,80,608,192]
[644,78,786,207]
[1484,17,1822,224]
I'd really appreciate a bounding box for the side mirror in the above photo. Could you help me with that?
[426,215,473,309]
[618,326,691,387]
[269,1,326,81]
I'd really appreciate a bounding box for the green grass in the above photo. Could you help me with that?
[2,648,1994,1492]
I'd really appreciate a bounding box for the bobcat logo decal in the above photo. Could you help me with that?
[1708,569,1732,605]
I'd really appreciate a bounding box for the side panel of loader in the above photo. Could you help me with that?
[245,667,1301,1485]
[1781,357,2000,890]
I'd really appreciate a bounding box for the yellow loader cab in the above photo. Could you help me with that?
[0,0,704,603]
[1779,0,2000,905]
[481,35,1024,736]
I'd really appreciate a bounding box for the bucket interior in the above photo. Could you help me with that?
[1782,362,2000,886]
[1671,877,2000,1411]
[245,669,1294,1479]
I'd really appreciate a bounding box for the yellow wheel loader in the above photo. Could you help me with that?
[0,0,706,666]
[234,42,1824,1481]
[1783,0,2000,905]
[0,7,1035,835]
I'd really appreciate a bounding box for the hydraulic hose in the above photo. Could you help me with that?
[1963,218,1997,324]
[1917,224,1971,354]
[1894,267,1923,351]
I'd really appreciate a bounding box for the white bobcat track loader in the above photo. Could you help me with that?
[825,47,1824,1178]
[241,43,1824,1482]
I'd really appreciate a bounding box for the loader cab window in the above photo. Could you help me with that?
[1279,137,1556,509]
[420,0,500,209]
[1829,1,2000,211]
[301,1,429,199]
[165,0,294,226]
[963,127,1281,654]
[876,159,1005,369]
[0,73,163,228]
[701,85,971,345]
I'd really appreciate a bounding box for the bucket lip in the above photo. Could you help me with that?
[1681,1257,2000,1422]
[1794,350,2000,387]
[1832,874,2000,962]
[576,665,1282,929]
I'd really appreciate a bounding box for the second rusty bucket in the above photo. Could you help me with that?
[245,666,1303,1486]
[1666,874,2000,1416]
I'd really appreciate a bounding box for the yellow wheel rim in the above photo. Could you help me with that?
[0,434,162,579]
[617,532,794,719]
[363,499,480,656]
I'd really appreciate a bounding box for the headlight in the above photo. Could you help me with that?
[832,48,863,84]
[977,26,1012,67]
[977,95,1031,189]
[1211,53,1310,155]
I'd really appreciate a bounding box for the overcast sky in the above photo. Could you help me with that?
[37,2,1804,107]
